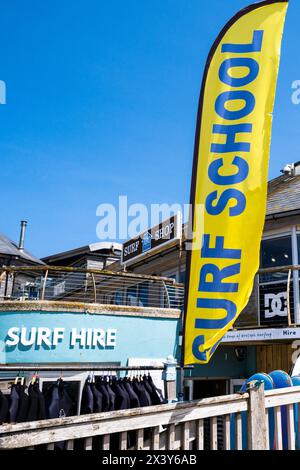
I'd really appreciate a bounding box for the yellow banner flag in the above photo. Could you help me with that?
[183,0,289,365]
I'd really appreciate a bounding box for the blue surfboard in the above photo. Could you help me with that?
[269,370,293,450]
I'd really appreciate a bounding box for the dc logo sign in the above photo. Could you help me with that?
[264,292,287,319]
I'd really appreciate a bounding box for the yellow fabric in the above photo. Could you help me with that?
[184,1,288,365]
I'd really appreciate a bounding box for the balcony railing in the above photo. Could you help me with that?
[0,266,184,311]
[236,265,300,329]
[1,264,297,327]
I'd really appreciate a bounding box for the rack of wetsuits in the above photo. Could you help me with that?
[0,376,76,425]
[80,373,166,414]
[0,366,167,426]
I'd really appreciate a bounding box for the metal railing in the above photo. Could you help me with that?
[0,266,184,310]
[237,265,299,328]
[2,264,298,325]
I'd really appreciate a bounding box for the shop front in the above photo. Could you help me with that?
[0,300,181,421]
[0,308,179,365]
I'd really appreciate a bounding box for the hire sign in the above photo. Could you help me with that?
[4,327,117,350]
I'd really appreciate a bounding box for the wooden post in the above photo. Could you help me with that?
[163,356,177,402]
[247,381,268,450]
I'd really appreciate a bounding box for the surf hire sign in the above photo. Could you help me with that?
[183,0,289,365]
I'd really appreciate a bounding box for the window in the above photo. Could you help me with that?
[259,235,293,325]
[261,236,292,269]
[260,236,292,283]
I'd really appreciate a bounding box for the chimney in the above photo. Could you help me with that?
[18,220,28,251]
[281,161,300,177]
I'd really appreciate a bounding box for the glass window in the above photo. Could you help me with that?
[260,236,292,269]
[259,237,293,327]
[260,236,292,284]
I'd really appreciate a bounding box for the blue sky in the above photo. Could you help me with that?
[1,0,299,257]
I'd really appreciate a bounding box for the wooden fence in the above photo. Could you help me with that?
[0,382,300,450]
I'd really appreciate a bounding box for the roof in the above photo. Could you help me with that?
[266,174,300,217]
[42,242,122,264]
[0,232,44,265]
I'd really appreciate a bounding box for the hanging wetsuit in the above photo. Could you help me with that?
[80,380,94,414]
[95,378,110,412]
[90,383,103,413]
[144,375,165,405]
[46,382,60,419]
[142,375,154,404]
[58,380,74,417]
[27,381,46,422]
[132,379,151,407]
[45,380,75,451]
[0,391,8,424]
[123,379,140,409]
[111,380,129,410]
[105,382,116,411]
[9,384,20,423]
[46,379,74,419]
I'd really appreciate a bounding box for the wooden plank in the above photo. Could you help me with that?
[273,344,282,370]
[274,406,283,450]
[210,417,218,450]
[187,421,196,447]
[235,413,242,450]
[257,345,266,373]
[136,429,144,450]
[65,440,74,450]
[119,432,127,450]
[84,437,93,450]
[151,427,160,450]
[286,344,293,373]
[265,409,270,451]
[0,392,249,435]
[282,345,288,371]
[279,345,285,372]
[265,392,300,408]
[196,420,204,450]
[266,346,273,373]
[181,422,190,450]
[223,415,231,450]
[167,424,175,450]
[0,397,249,449]
[174,425,182,450]
[265,386,300,398]
[287,404,295,450]
[102,434,110,450]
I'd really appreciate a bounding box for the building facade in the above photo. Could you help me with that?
[110,163,300,398]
